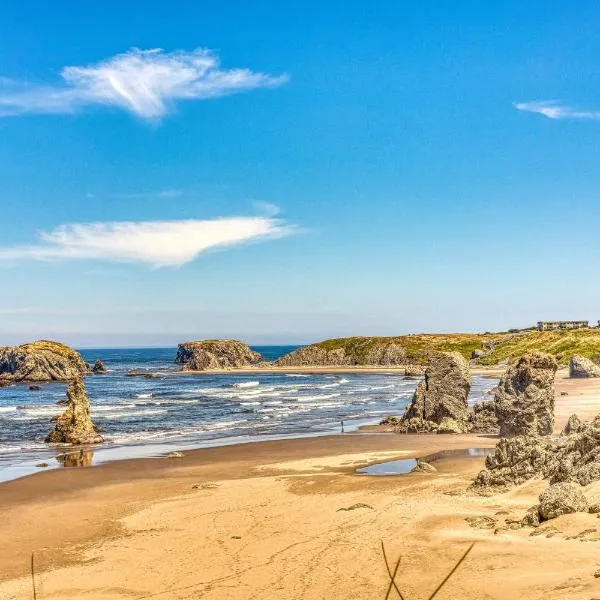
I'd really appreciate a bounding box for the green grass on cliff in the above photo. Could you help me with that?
[312,329,600,366]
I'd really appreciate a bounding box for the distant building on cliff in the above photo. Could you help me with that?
[537,320,589,331]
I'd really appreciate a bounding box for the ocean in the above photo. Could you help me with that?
[0,346,498,482]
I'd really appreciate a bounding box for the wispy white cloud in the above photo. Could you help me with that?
[0,214,296,268]
[0,48,288,121]
[514,100,600,120]
[110,189,185,200]
[0,307,41,315]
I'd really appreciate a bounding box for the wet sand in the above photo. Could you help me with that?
[1,371,600,599]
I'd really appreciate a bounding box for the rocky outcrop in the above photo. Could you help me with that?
[472,415,600,493]
[538,482,588,521]
[275,339,408,367]
[176,340,263,371]
[469,399,499,433]
[0,340,87,383]
[46,378,103,445]
[397,352,470,433]
[494,352,557,437]
[569,355,600,378]
[562,413,584,435]
[92,359,107,374]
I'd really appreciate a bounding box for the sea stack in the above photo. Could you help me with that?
[494,352,558,437]
[0,340,88,382]
[175,339,263,371]
[46,377,104,445]
[400,351,471,433]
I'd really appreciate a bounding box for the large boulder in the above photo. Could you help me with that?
[569,355,600,378]
[494,352,557,437]
[176,340,263,371]
[538,482,588,521]
[46,378,103,445]
[400,352,470,431]
[0,340,88,382]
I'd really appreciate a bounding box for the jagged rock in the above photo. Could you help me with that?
[562,414,584,435]
[176,340,263,371]
[28,385,41,391]
[469,399,499,433]
[471,349,486,360]
[588,503,600,514]
[538,482,588,521]
[0,380,12,387]
[399,352,470,432]
[569,355,600,378]
[46,378,103,445]
[494,352,558,437]
[471,436,556,493]
[379,416,401,427]
[92,359,107,374]
[0,340,88,382]
[472,415,600,492]
[521,505,540,528]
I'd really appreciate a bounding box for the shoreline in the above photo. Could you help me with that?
[157,364,508,377]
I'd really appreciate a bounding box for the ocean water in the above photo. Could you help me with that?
[0,346,498,482]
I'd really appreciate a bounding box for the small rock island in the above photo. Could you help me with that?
[175,339,264,371]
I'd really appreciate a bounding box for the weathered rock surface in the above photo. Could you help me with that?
[471,436,556,493]
[569,355,600,378]
[399,352,470,432]
[538,482,588,521]
[472,415,600,492]
[520,505,541,528]
[46,378,103,445]
[92,359,107,374]
[469,399,499,433]
[176,340,263,371]
[404,364,426,377]
[494,352,558,437]
[562,413,584,435]
[0,340,87,382]
[275,339,407,367]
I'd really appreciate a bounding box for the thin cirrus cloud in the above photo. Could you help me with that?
[514,100,600,120]
[0,215,296,268]
[0,47,289,121]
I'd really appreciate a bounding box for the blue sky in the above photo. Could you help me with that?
[1,2,600,346]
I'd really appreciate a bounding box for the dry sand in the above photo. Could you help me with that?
[1,371,600,599]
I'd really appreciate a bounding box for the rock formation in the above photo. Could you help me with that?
[494,352,558,437]
[472,414,600,493]
[92,359,108,374]
[562,413,583,435]
[398,352,471,433]
[46,378,103,445]
[275,338,408,367]
[0,340,87,383]
[538,482,588,521]
[468,399,499,433]
[569,355,600,378]
[176,340,263,371]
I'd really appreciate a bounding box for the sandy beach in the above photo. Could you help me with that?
[1,369,600,600]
